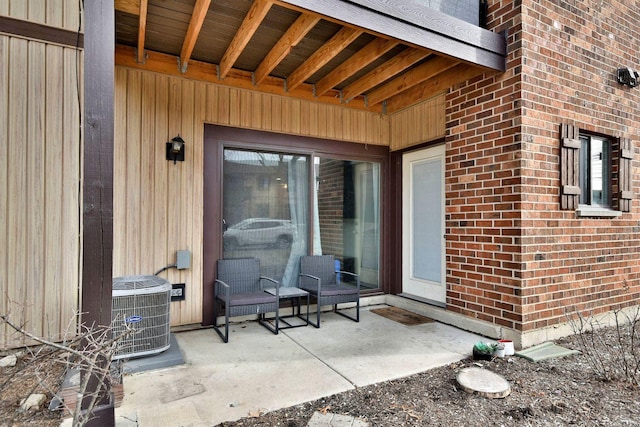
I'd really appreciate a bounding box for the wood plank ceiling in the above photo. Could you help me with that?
[115,0,506,114]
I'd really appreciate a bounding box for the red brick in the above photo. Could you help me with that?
[443,0,640,334]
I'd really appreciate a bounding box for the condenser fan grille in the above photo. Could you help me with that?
[112,275,172,360]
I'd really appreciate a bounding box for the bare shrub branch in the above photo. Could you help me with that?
[566,307,640,387]
[1,313,134,427]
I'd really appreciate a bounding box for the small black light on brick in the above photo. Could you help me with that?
[166,135,185,164]
[617,68,639,88]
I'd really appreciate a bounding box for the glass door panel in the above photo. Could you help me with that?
[402,145,446,304]
[223,149,309,286]
[315,158,380,289]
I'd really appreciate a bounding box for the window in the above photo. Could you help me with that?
[560,124,633,216]
[579,135,610,207]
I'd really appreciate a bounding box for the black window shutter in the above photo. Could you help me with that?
[618,137,633,212]
[560,123,580,210]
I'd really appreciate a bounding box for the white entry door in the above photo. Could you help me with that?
[402,145,446,305]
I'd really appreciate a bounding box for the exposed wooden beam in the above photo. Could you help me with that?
[315,37,399,97]
[286,26,362,92]
[274,0,506,71]
[341,47,429,102]
[136,0,148,63]
[254,13,320,86]
[219,0,273,79]
[115,0,140,15]
[367,56,459,106]
[116,45,380,113]
[179,0,211,73]
[386,63,484,113]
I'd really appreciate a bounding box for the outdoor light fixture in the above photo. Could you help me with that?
[166,135,185,164]
[617,67,639,88]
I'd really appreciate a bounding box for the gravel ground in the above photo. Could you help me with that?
[1,324,639,427]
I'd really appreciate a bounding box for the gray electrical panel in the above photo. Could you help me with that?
[176,250,191,270]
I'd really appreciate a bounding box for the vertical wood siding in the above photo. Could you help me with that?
[114,66,422,326]
[0,0,81,32]
[0,1,446,346]
[389,94,446,151]
[114,68,203,326]
[2,50,444,348]
[0,33,81,349]
[201,84,390,145]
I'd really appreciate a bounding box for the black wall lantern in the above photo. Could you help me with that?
[166,135,185,164]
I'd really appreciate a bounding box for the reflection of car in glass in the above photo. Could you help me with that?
[223,218,295,250]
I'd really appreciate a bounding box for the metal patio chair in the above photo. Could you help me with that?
[213,258,279,342]
[298,254,360,328]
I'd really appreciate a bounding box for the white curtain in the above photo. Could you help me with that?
[372,163,380,267]
[360,164,380,270]
[281,156,309,286]
[312,157,323,255]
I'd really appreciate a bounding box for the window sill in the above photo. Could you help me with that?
[576,206,622,218]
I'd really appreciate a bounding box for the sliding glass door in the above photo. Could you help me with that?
[221,148,380,290]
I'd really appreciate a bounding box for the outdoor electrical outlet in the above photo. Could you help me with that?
[171,283,186,301]
[176,250,191,270]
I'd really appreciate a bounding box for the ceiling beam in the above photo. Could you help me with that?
[254,13,320,86]
[367,56,459,106]
[286,26,362,92]
[315,37,399,97]
[275,0,506,71]
[219,0,273,79]
[115,45,380,113]
[178,0,211,73]
[386,63,484,113]
[115,0,140,15]
[136,0,148,64]
[341,47,429,103]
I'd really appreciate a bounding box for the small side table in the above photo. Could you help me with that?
[265,287,310,329]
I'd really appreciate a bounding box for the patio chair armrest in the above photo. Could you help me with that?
[214,279,230,299]
[298,273,321,293]
[259,276,279,297]
[338,271,360,291]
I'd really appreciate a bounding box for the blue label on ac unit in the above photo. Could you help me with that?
[126,315,143,323]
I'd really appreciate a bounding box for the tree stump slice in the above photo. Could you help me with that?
[456,367,511,398]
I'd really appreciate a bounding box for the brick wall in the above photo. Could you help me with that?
[446,0,640,334]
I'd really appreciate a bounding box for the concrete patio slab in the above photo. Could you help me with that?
[114,305,487,426]
[284,307,483,387]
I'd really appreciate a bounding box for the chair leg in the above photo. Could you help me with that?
[258,310,279,335]
[305,301,321,328]
[212,300,230,343]
[334,299,360,323]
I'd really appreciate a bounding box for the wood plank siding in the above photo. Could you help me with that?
[389,95,445,151]
[113,65,444,327]
[1,0,445,345]
[0,0,82,350]
[0,0,81,32]
[0,33,82,349]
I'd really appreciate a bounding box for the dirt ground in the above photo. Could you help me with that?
[217,327,640,427]
[0,346,65,427]
[1,324,639,427]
